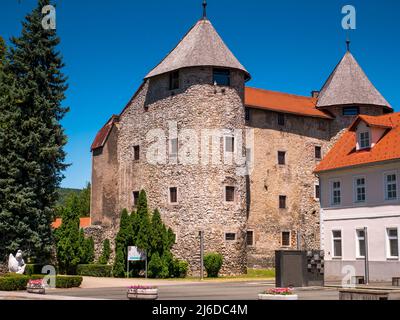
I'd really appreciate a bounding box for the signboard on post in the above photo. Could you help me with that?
[128,246,146,262]
[127,246,148,279]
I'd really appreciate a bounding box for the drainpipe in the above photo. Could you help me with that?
[364,227,370,285]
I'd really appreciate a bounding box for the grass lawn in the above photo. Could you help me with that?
[182,268,275,282]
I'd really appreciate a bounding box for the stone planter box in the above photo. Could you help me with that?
[27,287,46,295]
[127,288,158,300]
[258,294,298,301]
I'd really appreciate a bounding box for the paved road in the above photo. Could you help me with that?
[45,281,339,300]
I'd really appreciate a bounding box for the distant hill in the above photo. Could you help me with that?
[57,188,82,206]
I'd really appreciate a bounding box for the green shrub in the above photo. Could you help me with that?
[56,275,83,288]
[25,264,44,276]
[148,252,169,279]
[98,239,111,265]
[77,264,112,277]
[0,275,29,291]
[172,259,189,278]
[204,253,223,278]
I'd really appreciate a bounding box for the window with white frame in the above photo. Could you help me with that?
[387,228,399,259]
[332,181,341,206]
[354,177,366,203]
[356,229,366,258]
[225,136,235,153]
[359,131,370,149]
[385,173,397,201]
[332,230,342,258]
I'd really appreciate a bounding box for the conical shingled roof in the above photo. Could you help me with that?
[317,51,391,110]
[145,19,250,80]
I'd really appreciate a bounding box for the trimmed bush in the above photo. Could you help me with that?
[77,264,112,277]
[172,259,189,278]
[148,252,169,279]
[56,275,83,288]
[204,253,223,278]
[0,275,29,291]
[25,264,44,276]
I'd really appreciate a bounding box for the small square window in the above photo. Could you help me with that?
[169,187,178,204]
[133,191,140,207]
[359,131,371,149]
[213,68,230,86]
[385,173,397,201]
[278,113,285,126]
[169,71,180,90]
[315,146,322,160]
[225,233,236,241]
[281,231,291,247]
[133,146,140,161]
[279,195,287,209]
[278,151,286,165]
[246,231,254,246]
[225,186,235,202]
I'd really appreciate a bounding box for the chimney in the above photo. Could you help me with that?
[311,91,320,98]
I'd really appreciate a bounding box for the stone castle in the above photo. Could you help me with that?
[90,7,392,274]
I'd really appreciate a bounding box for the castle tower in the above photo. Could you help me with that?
[91,6,251,275]
[316,50,392,133]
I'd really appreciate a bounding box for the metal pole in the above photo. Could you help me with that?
[200,231,204,280]
[364,227,370,285]
[126,248,129,279]
[145,251,148,279]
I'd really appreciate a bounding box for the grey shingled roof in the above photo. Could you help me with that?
[145,19,250,80]
[317,51,391,109]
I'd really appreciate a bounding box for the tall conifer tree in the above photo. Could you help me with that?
[0,1,68,262]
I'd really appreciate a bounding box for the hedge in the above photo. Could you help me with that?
[0,274,83,291]
[77,264,113,277]
[25,264,44,276]
[204,253,223,278]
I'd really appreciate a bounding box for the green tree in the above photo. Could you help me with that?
[0,0,68,262]
[54,196,82,274]
[98,239,111,265]
[78,183,91,217]
[136,191,151,252]
[150,209,166,257]
[0,36,5,67]
[113,209,132,277]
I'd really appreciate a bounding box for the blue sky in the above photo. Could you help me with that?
[0,0,399,189]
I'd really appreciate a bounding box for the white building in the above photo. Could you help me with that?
[316,113,400,282]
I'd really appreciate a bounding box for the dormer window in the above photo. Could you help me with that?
[213,68,230,86]
[169,71,180,90]
[359,131,371,149]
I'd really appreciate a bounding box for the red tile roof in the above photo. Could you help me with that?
[245,87,333,119]
[91,115,119,151]
[52,217,91,229]
[315,113,400,173]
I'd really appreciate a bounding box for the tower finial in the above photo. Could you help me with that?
[202,0,207,19]
[346,30,351,52]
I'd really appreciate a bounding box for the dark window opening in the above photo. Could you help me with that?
[279,195,287,209]
[225,186,235,202]
[315,185,320,199]
[213,68,230,86]
[278,151,286,165]
[245,108,251,121]
[278,113,285,126]
[133,191,140,207]
[225,233,236,241]
[133,145,140,161]
[169,71,180,90]
[246,231,254,246]
[169,187,178,204]
[343,106,360,116]
[282,232,291,247]
[315,146,322,160]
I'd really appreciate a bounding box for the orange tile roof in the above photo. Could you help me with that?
[349,114,395,131]
[52,217,91,229]
[245,87,333,119]
[315,113,400,173]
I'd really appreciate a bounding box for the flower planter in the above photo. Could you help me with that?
[258,294,298,300]
[127,288,158,300]
[27,287,46,295]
